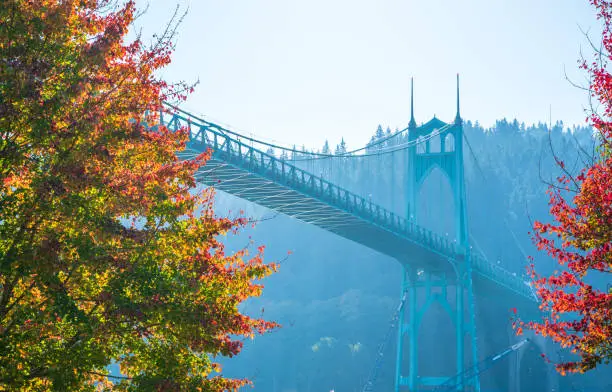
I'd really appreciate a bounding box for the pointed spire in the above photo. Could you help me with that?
[409,77,416,129]
[455,73,462,125]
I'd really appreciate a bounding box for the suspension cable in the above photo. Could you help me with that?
[463,132,531,273]
[162,101,453,160]
[291,124,453,161]
[361,291,409,392]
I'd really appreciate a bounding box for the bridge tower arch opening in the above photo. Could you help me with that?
[395,76,480,392]
[416,165,456,242]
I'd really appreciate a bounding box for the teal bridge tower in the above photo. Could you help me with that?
[396,76,479,391]
[158,76,542,391]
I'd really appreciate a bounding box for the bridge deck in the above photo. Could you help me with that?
[163,107,535,302]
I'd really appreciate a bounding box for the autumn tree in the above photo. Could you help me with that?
[0,1,277,390]
[515,0,612,375]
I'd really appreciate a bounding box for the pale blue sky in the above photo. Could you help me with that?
[134,1,598,150]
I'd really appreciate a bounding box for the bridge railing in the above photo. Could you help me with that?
[161,107,460,252]
[471,254,535,300]
[160,104,535,302]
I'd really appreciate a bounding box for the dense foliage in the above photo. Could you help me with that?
[515,0,612,375]
[0,1,276,390]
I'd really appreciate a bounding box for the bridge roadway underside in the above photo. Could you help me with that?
[190,154,539,309]
[198,157,461,281]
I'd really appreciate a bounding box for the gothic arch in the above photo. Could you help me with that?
[416,165,456,239]
[408,120,463,240]
[416,136,426,154]
[429,131,442,153]
[398,76,474,391]
[416,162,454,189]
[417,299,457,377]
[444,133,455,152]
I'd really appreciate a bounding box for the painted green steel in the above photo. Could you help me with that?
[396,76,480,392]
[397,76,480,392]
[160,105,535,301]
[159,99,537,391]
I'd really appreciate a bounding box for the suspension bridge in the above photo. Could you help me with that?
[158,77,550,392]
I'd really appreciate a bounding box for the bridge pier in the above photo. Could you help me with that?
[396,76,481,391]
[395,262,479,392]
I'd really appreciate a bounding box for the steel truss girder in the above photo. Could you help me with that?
[160,103,538,392]
[162,107,536,302]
